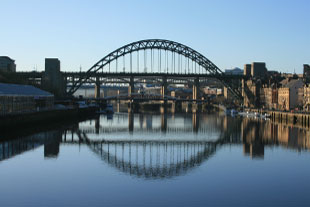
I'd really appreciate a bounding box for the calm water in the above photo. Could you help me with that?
[1,112,310,207]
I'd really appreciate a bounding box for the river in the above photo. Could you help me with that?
[1,112,310,206]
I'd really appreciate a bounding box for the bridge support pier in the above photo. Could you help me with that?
[192,113,199,132]
[171,102,175,114]
[128,112,134,132]
[192,77,201,113]
[175,101,182,113]
[95,116,100,134]
[128,102,133,113]
[161,76,168,101]
[192,103,202,113]
[95,77,101,99]
[117,102,120,113]
[161,113,167,132]
[192,77,200,101]
[128,76,134,96]
[128,101,139,113]
[160,76,168,114]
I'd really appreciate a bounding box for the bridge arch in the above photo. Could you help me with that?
[68,39,241,98]
[89,140,217,179]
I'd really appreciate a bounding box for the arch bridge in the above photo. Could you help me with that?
[65,39,243,100]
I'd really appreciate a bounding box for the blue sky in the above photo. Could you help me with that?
[1,0,309,73]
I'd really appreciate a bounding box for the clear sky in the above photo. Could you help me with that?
[1,0,309,73]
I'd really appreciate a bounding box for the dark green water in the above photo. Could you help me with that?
[1,112,310,206]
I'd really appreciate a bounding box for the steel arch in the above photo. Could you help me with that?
[68,39,228,95]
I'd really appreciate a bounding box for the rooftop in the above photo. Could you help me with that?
[280,78,303,88]
[0,56,15,62]
[0,83,53,97]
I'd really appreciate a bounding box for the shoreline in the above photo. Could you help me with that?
[0,107,98,131]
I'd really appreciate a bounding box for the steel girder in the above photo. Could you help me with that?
[68,39,222,93]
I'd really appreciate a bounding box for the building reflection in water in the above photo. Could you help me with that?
[0,130,64,161]
[1,113,310,179]
[241,118,310,159]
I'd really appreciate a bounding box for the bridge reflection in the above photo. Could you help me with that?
[1,114,310,179]
[85,138,218,179]
[81,113,215,135]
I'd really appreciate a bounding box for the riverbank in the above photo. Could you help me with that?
[213,104,310,128]
[0,107,98,131]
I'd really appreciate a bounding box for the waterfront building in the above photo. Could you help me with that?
[0,56,16,72]
[278,79,303,111]
[303,85,310,111]
[0,83,54,115]
[303,64,310,84]
[259,84,278,109]
[242,62,268,108]
[242,79,261,108]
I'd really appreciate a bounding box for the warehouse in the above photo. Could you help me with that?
[0,83,54,115]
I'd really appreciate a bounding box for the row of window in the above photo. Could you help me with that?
[0,96,53,115]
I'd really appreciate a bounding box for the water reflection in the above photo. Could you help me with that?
[1,113,310,179]
[241,118,310,158]
[0,130,63,161]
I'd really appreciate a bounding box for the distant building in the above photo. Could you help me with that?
[224,67,243,75]
[0,56,16,72]
[0,83,54,115]
[267,70,280,76]
[43,58,65,97]
[251,62,267,77]
[278,79,303,111]
[45,58,60,74]
[242,62,267,78]
[303,64,310,84]
[203,86,222,95]
[223,87,232,100]
[244,64,251,76]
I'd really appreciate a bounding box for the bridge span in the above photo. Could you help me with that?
[16,39,245,101]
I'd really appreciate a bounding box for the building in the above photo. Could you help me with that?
[278,79,303,111]
[0,83,54,115]
[224,67,243,75]
[260,84,278,109]
[260,87,269,109]
[251,62,267,77]
[303,64,310,84]
[203,86,222,95]
[242,79,261,108]
[45,58,60,74]
[0,56,16,72]
[43,58,65,97]
[244,64,251,76]
[224,87,233,100]
[304,86,310,111]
